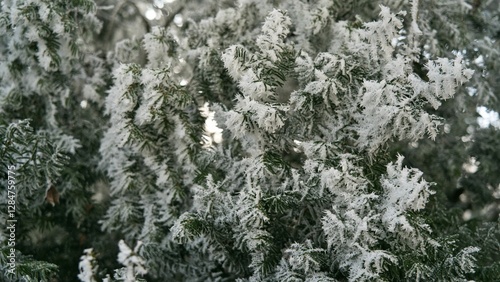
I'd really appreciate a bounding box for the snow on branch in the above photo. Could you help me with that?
[115,240,147,282]
[426,54,474,101]
[353,51,473,154]
[78,249,98,282]
[257,9,292,63]
[379,155,434,236]
[361,5,405,61]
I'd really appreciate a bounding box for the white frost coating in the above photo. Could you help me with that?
[25,25,39,41]
[134,68,164,124]
[37,40,53,71]
[143,26,175,68]
[38,2,51,22]
[3,0,479,280]
[319,167,343,197]
[384,155,434,212]
[256,9,291,62]
[285,241,322,274]
[224,110,246,139]
[238,68,272,99]
[192,174,231,215]
[295,51,315,84]
[383,55,408,82]
[221,45,249,81]
[54,133,82,154]
[117,240,147,282]
[105,64,137,116]
[83,84,100,103]
[322,208,396,280]
[410,0,422,35]
[354,80,396,153]
[170,213,192,242]
[353,48,473,154]
[362,5,405,61]
[78,249,97,282]
[426,54,474,100]
[408,74,440,109]
[309,7,329,35]
[380,155,434,234]
[199,102,223,146]
[235,96,285,133]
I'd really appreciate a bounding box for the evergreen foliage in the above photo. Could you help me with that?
[0,0,499,281]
